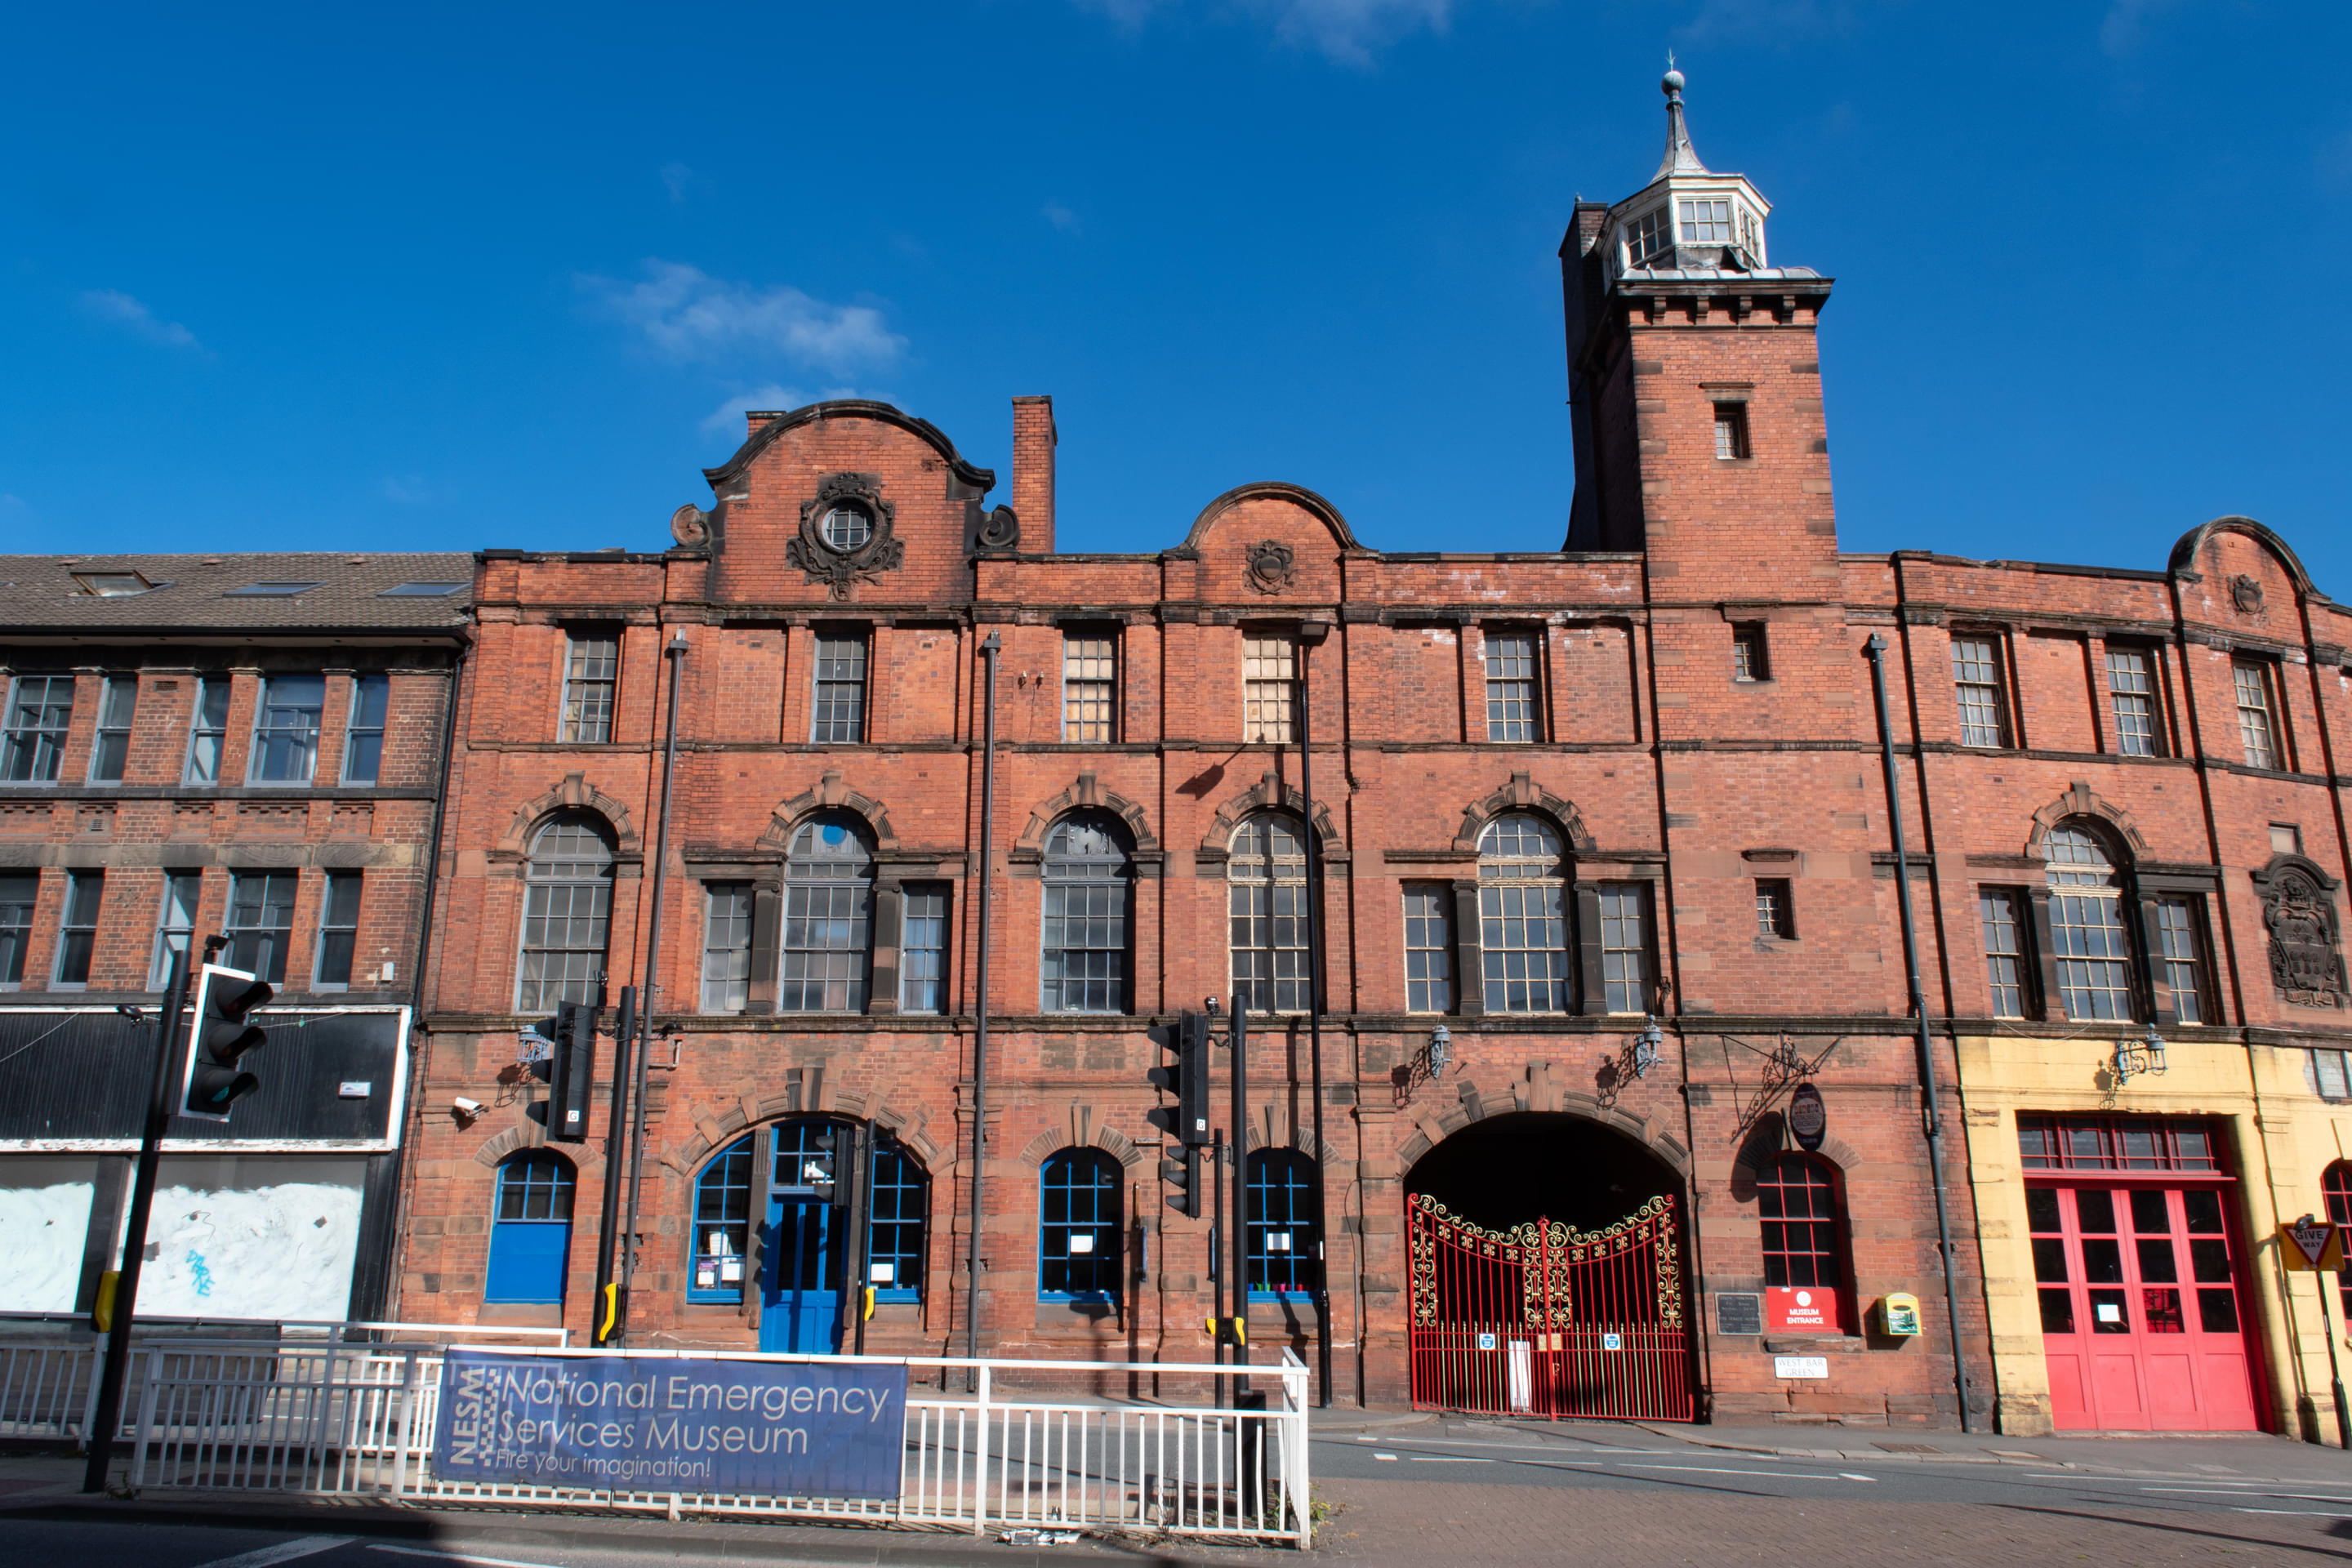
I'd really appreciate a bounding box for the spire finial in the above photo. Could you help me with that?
[1653,59,1708,180]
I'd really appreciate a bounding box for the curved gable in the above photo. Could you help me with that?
[2167,514,2322,603]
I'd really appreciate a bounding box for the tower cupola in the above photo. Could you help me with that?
[1601,69,1796,283]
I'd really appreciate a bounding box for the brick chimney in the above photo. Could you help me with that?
[1010,396,1055,552]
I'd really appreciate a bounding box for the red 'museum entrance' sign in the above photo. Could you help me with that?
[1764,1285,1842,1334]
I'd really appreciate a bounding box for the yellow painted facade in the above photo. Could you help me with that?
[1961,1030,2352,1439]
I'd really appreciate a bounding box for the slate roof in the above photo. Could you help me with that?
[0,553,475,636]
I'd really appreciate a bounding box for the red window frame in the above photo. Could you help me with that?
[1756,1154,1846,1290]
[2018,1115,2222,1175]
[2325,1162,2352,1321]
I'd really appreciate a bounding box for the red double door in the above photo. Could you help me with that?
[2030,1181,2260,1431]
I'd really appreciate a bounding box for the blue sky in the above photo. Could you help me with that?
[4,2,2345,588]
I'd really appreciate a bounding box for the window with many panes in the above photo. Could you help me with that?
[899,884,949,1014]
[1478,814,1570,1013]
[866,1138,929,1302]
[1242,635,1296,744]
[225,871,298,985]
[1039,1147,1122,1301]
[1245,1148,1321,1301]
[88,677,136,782]
[810,630,868,744]
[1230,814,1310,1013]
[1062,631,1116,742]
[314,872,360,989]
[2046,824,2136,1021]
[1677,196,1733,244]
[2328,1163,2352,1321]
[781,817,872,1013]
[1626,207,1671,266]
[2233,659,2280,769]
[0,876,33,987]
[248,675,325,782]
[53,872,101,987]
[1950,636,2011,747]
[185,677,230,783]
[1041,813,1132,1013]
[343,674,388,783]
[2,675,74,782]
[2106,646,2162,757]
[1483,631,1540,742]
[1755,1154,1844,1292]
[701,883,752,1014]
[515,816,614,1009]
[1713,402,1750,460]
[1754,879,1795,939]
[1402,885,1453,1013]
[151,872,199,990]
[2154,896,2210,1024]
[560,632,619,744]
[1731,622,1769,682]
[1598,884,1650,1013]
[690,1135,757,1301]
[1980,888,2031,1018]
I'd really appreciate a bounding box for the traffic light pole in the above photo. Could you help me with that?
[620,632,688,1345]
[1210,1126,1226,1410]
[1295,620,1333,1406]
[82,939,199,1494]
[1230,997,1250,1400]
[592,987,636,1344]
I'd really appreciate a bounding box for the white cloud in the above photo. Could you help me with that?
[699,383,866,436]
[1043,201,1083,234]
[661,162,702,203]
[78,290,203,351]
[581,261,906,375]
[1074,0,1452,66]
[380,476,431,505]
[2100,0,2187,56]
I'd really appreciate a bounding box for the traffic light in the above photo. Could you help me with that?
[180,963,274,1120]
[1160,1143,1200,1218]
[523,1002,596,1143]
[1145,1010,1210,1146]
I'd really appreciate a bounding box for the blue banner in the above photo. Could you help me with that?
[432,1349,907,1499]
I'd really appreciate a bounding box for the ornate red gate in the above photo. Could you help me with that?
[1406,1191,1694,1420]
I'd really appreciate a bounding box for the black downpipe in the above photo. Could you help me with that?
[594,986,636,1343]
[965,632,1000,1383]
[1865,633,1975,1432]
[619,631,689,1343]
[1295,621,1334,1405]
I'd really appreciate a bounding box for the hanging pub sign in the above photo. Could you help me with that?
[1788,1082,1827,1152]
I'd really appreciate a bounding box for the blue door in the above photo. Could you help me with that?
[485,1152,574,1304]
[760,1195,840,1352]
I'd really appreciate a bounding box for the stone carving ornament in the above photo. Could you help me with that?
[2231,573,2265,615]
[2253,855,2349,1009]
[788,473,902,599]
[1245,538,1295,595]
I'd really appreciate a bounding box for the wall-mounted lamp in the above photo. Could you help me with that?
[1633,1015,1665,1080]
[1428,1025,1452,1077]
[2114,1022,2168,1085]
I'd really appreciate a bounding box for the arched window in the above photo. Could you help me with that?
[782,813,874,1013]
[690,1134,757,1301]
[484,1152,575,1304]
[516,814,614,1010]
[1756,1153,1845,1291]
[2046,823,2136,1022]
[1040,1147,1123,1302]
[1230,813,1310,1014]
[867,1135,929,1303]
[2327,1163,2352,1320]
[1041,813,1133,1013]
[1479,813,1570,1013]
[1246,1147,1322,1302]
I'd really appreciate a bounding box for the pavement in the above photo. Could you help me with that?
[11,1414,2352,1564]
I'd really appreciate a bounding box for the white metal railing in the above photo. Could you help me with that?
[0,1321,568,1444]
[115,1343,1312,1547]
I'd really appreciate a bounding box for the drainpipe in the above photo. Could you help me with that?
[1866,633,1976,1433]
[619,630,688,1343]
[966,631,1001,1382]
[1295,620,1334,1406]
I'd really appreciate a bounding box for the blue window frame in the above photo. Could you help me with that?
[690,1134,758,1302]
[866,1138,928,1303]
[484,1152,575,1304]
[1246,1148,1323,1303]
[1040,1148,1122,1302]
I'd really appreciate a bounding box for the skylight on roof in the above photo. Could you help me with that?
[73,570,155,597]
[380,581,468,597]
[224,581,323,597]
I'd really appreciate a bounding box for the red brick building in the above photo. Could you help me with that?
[397,74,2352,1434]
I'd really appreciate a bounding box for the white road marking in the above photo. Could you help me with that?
[1410,1456,1490,1463]
[189,1539,355,1568]
[2234,1508,2352,1518]
[368,1546,568,1568]
[1618,1463,1860,1481]
[2145,1487,2352,1503]
[1838,1474,1879,1482]
[1374,1452,1399,1461]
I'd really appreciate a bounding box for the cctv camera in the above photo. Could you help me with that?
[452,1097,484,1117]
